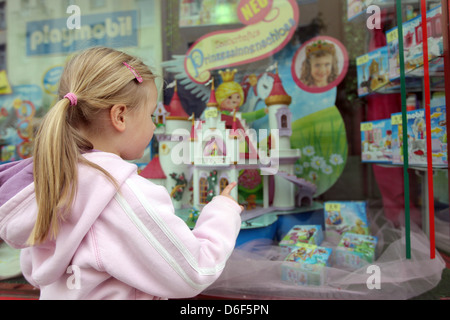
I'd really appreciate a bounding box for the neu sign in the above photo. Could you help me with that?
[237,0,274,25]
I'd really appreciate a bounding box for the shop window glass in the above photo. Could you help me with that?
[1,0,449,300]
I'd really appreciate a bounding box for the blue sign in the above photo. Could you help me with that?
[42,66,64,95]
[26,11,138,56]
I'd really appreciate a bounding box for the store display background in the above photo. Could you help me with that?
[1,0,450,300]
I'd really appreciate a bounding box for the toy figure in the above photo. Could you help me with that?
[215,69,268,124]
[351,219,367,235]
[414,118,425,140]
[384,130,392,149]
[342,237,356,249]
[246,194,257,210]
[299,40,339,87]
[291,247,312,261]
[325,210,342,226]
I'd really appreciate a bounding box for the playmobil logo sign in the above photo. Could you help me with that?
[26,10,138,56]
[372,121,387,129]
[408,110,424,119]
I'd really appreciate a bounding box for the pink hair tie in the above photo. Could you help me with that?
[123,62,143,83]
[64,93,78,106]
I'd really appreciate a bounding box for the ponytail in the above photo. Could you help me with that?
[29,97,118,245]
[29,98,79,245]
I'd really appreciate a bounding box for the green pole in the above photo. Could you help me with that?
[395,0,411,259]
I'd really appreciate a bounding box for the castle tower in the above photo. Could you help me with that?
[158,82,192,209]
[265,72,301,209]
[204,79,221,129]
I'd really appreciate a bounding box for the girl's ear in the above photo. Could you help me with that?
[110,104,128,132]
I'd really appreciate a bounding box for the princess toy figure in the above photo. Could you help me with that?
[215,69,267,124]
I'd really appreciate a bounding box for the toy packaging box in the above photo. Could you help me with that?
[281,243,332,286]
[391,112,404,164]
[356,46,389,97]
[386,26,400,80]
[324,201,369,236]
[403,15,425,73]
[429,105,447,166]
[405,5,443,73]
[388,5,443,79]
[361,118,393,163]
[279,225,324,255]
[393,106,447,166]
[347,0,364,21]
[398,109,425,166]
[334,232,378,270]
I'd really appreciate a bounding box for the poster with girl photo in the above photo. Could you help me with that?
[292,36,348,94]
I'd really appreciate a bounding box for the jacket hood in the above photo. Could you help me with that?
[0,152,138,286]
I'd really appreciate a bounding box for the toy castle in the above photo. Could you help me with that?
[140,70,316,219]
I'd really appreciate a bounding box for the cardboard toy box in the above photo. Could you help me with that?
[356,46,389,97]
[405,5,443,73]
[361,118,392,163]
[347,0,364,21]
[279,225,324,254]
[387,5,443,80]
[281,243,332,286]
[324,201,369,236]
[429,105,447,166]
[393,109,425,165]
[334,232,378,270]
[392,106,447,166]
[391,112,404,165]
[386,26,400,80]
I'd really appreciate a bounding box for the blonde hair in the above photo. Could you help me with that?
[30,47,156,245]
[215,82,244,110]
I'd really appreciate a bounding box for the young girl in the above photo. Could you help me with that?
[299,40,339,88]
[0,47,243,300]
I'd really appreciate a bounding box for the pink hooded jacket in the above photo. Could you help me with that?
[0,152,242,300]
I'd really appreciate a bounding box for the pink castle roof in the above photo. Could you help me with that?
[265,72,292,106]
[168,85,190,119]
[140,155,167,179]
[207,79,219,107]
[269,73,289,97]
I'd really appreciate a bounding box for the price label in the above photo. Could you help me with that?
[356,54,369,66]
[386,28,398,43]
[360,122,373,131]
[205,108,218,119]
[391,114,403,125]
[325,203,341,211]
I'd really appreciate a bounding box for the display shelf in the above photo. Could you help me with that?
[375,162,448,171]
[361,55,445,96]
[355,0,449,263]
